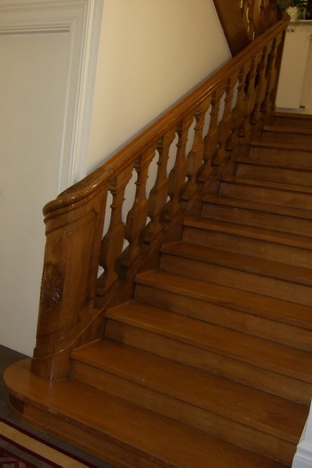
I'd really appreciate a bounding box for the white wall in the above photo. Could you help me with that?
[0,32,71,356]
[0,0,101,357]
[293,401,312,468]
[276,23,312,110]
[86,0,230,171]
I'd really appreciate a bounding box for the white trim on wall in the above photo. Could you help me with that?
[293,402,312,468]
[0,0,103,192]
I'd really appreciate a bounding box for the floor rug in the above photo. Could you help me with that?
[0,418,95,467]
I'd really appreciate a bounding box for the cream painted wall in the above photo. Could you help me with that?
[0,0,229,357]
[86,0,230,172]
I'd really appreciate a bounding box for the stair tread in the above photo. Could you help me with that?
[264,125,312,136]
[106,301,312,383]
[235,155,312,174]
[73,339,308,443]
[162,241,312,286]
[136,269,312,331]
[221,174,312,194]
[184,216,312,251]
[272,111,312,122]
[251,139,312,152]
[5,360,288,468]
[203,194,312,220]
[270,112,312,129]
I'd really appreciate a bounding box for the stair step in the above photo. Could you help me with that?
[135,269,312,349]
[72,340,308,465]
[106,301,312,383]
[105,301,312,404]
[162,242,312,286]
[161,242,312,306]
[220,175,312,209]
[269,112,312,130]
[249,141,312,169]
[202,195,312,237]
[262,125,312,145]
[183,217,312,268]
[235,161,312,186]
[7,360,290,468]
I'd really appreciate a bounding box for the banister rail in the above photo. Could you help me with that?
[31,11,289,380]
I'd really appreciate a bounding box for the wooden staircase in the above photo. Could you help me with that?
[6,113,312,467]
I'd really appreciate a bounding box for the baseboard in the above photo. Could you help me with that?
[293,441,312,468]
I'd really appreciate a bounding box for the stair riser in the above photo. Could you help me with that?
[161,255,312,307]
[105,320,312,405]
[262,132,312,145]
[202,203,312,237]
[219,182,312,210]
[182,227,312,268]
[73,360,296,466]
[135,284,312,352]
[249,147,312,170]
[21,398,161,468]
[235,164,312,187]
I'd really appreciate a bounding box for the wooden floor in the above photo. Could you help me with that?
[0,344,113,468]
[4,112,312,468]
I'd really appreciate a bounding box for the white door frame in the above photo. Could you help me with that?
[0,0,103,192]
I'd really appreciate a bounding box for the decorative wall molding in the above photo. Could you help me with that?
[0,0,103,192]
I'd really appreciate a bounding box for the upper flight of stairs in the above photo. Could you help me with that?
[5,113,312,468]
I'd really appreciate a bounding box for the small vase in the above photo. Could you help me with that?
[286,6,299,21]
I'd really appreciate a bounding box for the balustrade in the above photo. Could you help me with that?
[31,7,289,380]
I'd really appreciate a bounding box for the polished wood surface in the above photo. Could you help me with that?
[5,359,287,468]
[213,0,284,55]
[5,3,307,467]
[6,113,312,467]
[28,4,289,380]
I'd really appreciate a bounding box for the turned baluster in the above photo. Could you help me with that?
[259,0,281,33]
[247,0,260,40]
[250,45,270,127]
[240,0,257,41]
[251,0,261,36]
[162,114,194,224]
[261,33,284,116]
[181,102,210,204]
[212,77,237,166]
[227,65,250,152]
[245,50,265,131]
[238,56,258,139]
[270,32,286,112]
[118,147,156,276]
[200,88,224,173]
[142,129,176,246]
[98,166,133,293]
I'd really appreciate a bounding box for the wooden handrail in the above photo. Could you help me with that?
[31,10,289,380]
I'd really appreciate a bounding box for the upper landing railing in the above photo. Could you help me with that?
[31,2,289,380]
[214,0,282,55]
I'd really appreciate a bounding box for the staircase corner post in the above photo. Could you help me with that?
[31,187,107,380]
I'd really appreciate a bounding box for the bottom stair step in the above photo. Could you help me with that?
[4,359,289,468]
[72,339,308,465]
